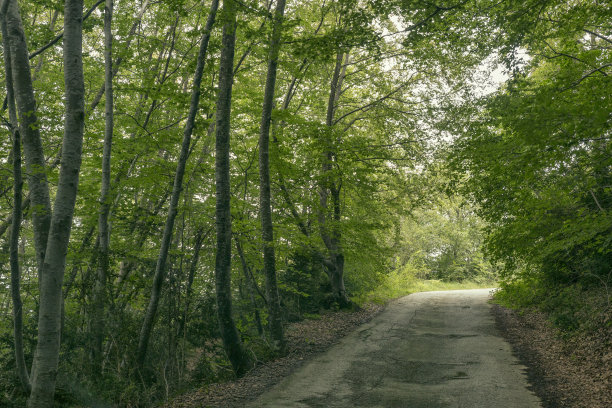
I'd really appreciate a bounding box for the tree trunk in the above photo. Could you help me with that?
[178,227,207,338]
[136,0,219,369]
[330,184,348,306]
[1,2,30,390]
[91,0,113,374]
[318,51,350,308]
[258,0,287,352]
[235,236,264,337]
[5,0,52,276]
[88,0,150,113]
[27,0,86,406]
[214,0,250,376]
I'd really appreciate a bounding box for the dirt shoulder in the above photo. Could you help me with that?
[167,303,384,408]
[492,304,612,408]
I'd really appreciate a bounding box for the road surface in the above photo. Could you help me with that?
[249,289,542,408]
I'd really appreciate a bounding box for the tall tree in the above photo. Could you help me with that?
[4,0,52,278]
[214,0,251,376]
[24,0,86,405]
[319,51,350,307]
[258,0,287,351]
[136,0,219,369]
[91,0,114,373]
[1,0,29,391]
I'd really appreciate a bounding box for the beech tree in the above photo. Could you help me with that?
[1,0,86,405]
[136,0,219,370]
[91,0,113,374]
[213,0,252,376]
[2,0,593,406]
[258,0,287,351]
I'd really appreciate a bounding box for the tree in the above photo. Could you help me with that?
[91,0,114,374]
[136,0,219,369]
[6,0,88,404]
[258,0,287,351]
[448,0,611,308]
[214,0,251,376]
[1,0,29,391]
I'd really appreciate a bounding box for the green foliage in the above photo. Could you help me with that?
[5,0,606,406]
[354,261,493,305]
[394,189,498,283]
[445,0,612,339]
[0,324,27,408]
[494,277,612,337]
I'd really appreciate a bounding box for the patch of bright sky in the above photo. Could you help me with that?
[381,15,528,98]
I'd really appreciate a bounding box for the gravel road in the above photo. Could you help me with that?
[248,289,542,408]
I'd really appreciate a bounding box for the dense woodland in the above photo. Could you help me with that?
[0,0,609,406]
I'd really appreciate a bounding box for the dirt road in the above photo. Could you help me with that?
[248,289,542,408]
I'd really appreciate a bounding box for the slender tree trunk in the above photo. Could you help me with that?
[91,0,114,373]
[8,119,30,393]
[214,0,250,376]
[330,184,347,305]
[5,0,51,276]
[235,236,264,337]
[258,0,287,352]
[178,227,207,338]
[27,0,86,406]
[318,51,350,308]
[88,0,150,113]
[136,0,219,369]
[1,2,29,390]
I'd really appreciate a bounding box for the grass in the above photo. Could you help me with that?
[491,279,612,336]
[353,269,496,305]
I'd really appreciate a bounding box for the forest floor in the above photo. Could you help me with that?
[166,303,384,408]
[492,304,612,408]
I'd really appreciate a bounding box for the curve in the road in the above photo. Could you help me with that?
[249,289,542,408]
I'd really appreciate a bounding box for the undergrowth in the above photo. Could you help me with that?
[353,265,496,305]
[492,278,612,338]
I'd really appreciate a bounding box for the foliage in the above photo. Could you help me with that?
[395,192,498,283]
[449,0,612,336]
[354,261,493,305]
[3,0,605,405]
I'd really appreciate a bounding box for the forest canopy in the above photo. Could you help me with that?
[0,0,609,406]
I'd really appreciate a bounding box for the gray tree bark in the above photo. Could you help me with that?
[178,227,208,338]
[136,0,219,369]
[214,0,251,376]
[8,131,29,392]
[27,0,86,406]
[318,51,350,308]
[91,0,114,374]
[5,0,52,276]
[258,0,287,352]
[235,236,264,337]
[1,0,29,390]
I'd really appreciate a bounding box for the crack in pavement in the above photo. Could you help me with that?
[248,289,542,408]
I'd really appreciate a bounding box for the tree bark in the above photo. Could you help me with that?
[178,227,208,338]
[318,51,350,308]
[8,115,30,393]
[1,1,29,390]
[136,0,219,369]
[91,0,114,374]
[235,236,264,337]
[258,0,287,352]
[214,0,250,376]
[5,0,51,276]
[27,0,86,406]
